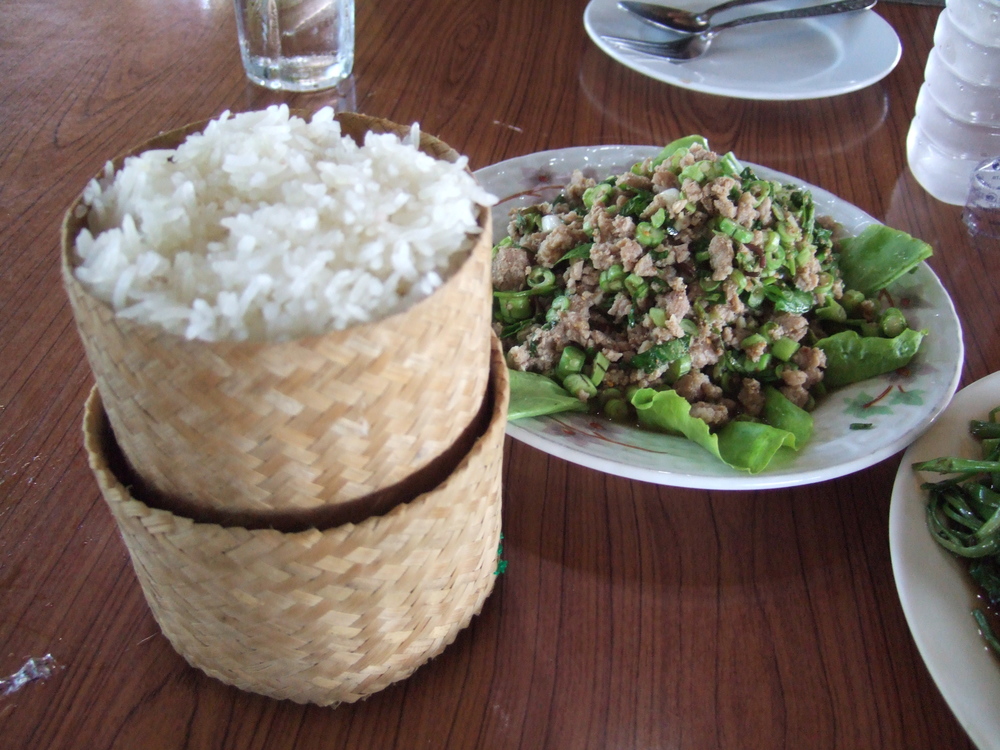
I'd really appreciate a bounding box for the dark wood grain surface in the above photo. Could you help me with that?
[1,0,990,747]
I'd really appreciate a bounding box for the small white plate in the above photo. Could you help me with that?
[583,0,901,100]
[474,145,963,489]
[891,372,1000,750]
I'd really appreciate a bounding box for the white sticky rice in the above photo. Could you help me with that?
[73,105,497,342]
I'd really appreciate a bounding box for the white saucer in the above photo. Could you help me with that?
[583,0,902,100]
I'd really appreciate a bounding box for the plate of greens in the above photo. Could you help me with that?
[890,372,1000,749]
[474,144,963,489]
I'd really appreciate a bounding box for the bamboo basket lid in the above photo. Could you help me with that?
[81,334,509,706]
[63,112,494,521]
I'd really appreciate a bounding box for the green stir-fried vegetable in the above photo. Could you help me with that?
[915,406,1000,654]
[493,136,933,472]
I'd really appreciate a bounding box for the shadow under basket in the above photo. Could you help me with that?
[82,339,509,707]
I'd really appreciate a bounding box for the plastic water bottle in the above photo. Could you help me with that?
[906,0,1000,206]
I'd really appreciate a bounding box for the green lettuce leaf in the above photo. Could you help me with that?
[630,388,809,473]
[837,224,933,296]
[508,369,589,420]
[764,386,813,448]
[815,328,927,388]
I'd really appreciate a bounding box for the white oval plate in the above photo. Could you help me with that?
[475,145,963,489]
[891,372,1000,750]
[583,0,901,100]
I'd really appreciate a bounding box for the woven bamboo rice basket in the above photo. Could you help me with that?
[62,112,494,522]
[82,335,509,706]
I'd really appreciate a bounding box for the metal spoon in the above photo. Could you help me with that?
[603,0,876,61]
[619,0,774,33]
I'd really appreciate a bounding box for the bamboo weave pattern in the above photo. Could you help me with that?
[81,338,508,705]
[63,113,493,518]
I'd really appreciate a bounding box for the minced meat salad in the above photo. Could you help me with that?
[491,137,931,465]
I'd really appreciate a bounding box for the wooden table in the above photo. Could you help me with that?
[1,0,989,747]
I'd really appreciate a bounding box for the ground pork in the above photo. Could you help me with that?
[707,234,734,281]
[564,259,601,294]
[587,203,617,241]
[652,164,680,191]
[708,176,739,219]
[690,402,731,427]
[794,256,822,292]
[738,378,766,417]
[674,371,723,402]
[608,293,633,320]
[564,170,595,203]
[742,336,768,363]
[507,310,593,373]
[792,346,827,387]
[735,192,758,226]
[770,313,809,342]
[492,244,530,291]
[617,172,653,192]
[591,329,632,356]
[536,223,588,267]
[611,214,636,241]
[682,178,705,203]
[633,253,657,276]
[618,238,644,272]
[659,278,691,319]
[590,242,617,271]
[689,334,723,369]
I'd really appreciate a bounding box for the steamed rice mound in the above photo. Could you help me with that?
[73,105,497,342]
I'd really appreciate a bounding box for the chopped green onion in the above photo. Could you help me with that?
[771,337,800,362]
[563,373,597,400]
[630,337,690,373]
[603,398,631,422]
[678,161,711,184]
[583,183,613,209]
[545,295,570,324]
[599,264,626,292]
[816,300,846,323]
[740,333,768,352]
[841,289,866,314]
[652,135,709,168]
[716,217,754,244]
[555,345,586,380]
[527,267,556,294]
[589,351,611,386]
[636,222,665,248]
[498,296,533,322]
[663,354,692,384]
[625,273,649,299]
[880,307,908,338]
[679,318,700,336]
[718,151,742,177]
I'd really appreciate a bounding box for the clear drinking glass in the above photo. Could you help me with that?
[234,0,355,92]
